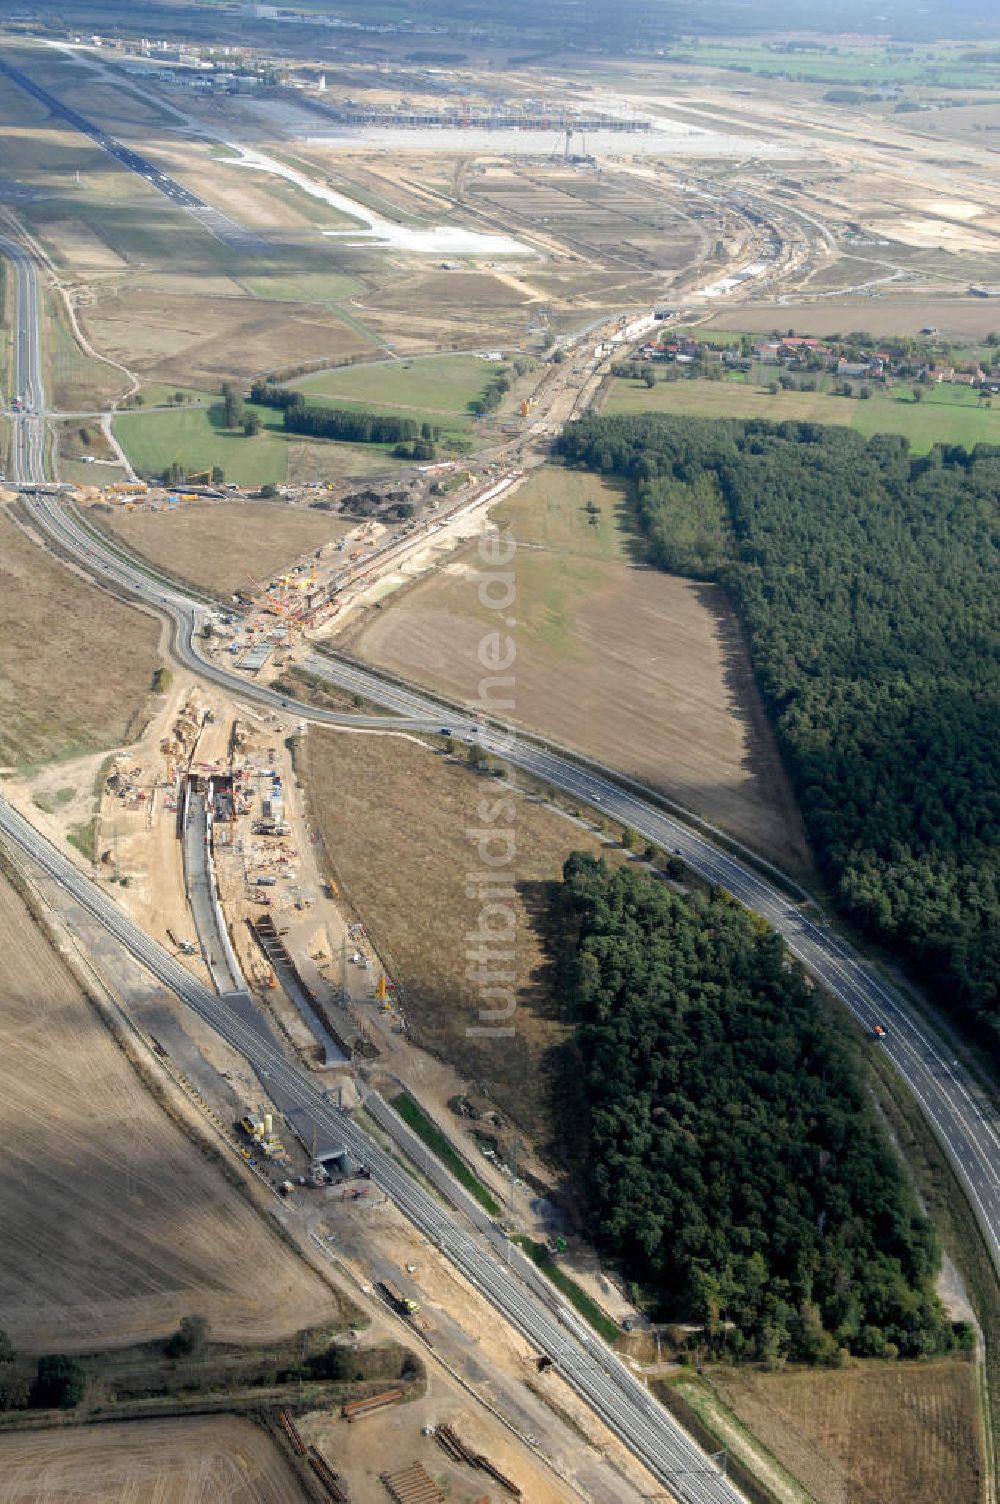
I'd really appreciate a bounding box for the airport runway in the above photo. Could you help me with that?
[0,55,266,255]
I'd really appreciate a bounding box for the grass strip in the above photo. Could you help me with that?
[513,1235,621,1344]
[66,817,98,863]
[391,1090,501,1215]
[655,1375,798,1504]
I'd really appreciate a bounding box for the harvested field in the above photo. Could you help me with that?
[0,1415,304,1502]
[83,287,374,389]
[96,500,354,598]
[0,868,344,1352]
[0,509,160,769]
[342,469,812,875]
[701,297,1000,340]
[604,373,1000,453]
[707,1359,984,1504]
[304,729,610,1142]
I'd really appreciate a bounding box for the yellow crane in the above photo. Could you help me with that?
[243,574,303,648]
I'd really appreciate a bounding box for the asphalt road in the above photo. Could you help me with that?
[19,491,1000,1290]
[0,234,46,485]
[0,794,742,1504]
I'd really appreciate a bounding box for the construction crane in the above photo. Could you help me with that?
[243,573,304,647]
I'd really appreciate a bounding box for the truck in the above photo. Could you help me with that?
[379,1278,419,1315]
[255,875,278,887]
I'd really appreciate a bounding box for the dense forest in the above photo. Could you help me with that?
[557,415,999,1038]
[554,853,962,1362]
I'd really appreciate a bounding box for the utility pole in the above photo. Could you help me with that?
[508,1134,524,1216]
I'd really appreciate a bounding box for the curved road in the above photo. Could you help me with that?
[0,797,741,1504]
[4,238,998,1500]
[21,490,1000,1286]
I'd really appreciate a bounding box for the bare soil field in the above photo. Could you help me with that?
[81,287,374,389]
[0,868,344,1352]
[341,471,812,875]
[95,500,353,598]
[703,297,1000,340]
[0,1416,304,1503]
[303,729,611,1142]
[466,161,703,272]
[299,1367,585,1504]
[708,1358,984,1504]
[0,509,160,769]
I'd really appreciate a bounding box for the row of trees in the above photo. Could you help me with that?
[0,1329,85,1411]
[552,854,965,1364]
[557,414,999,1039]
[248,380,431,447]
[281,404,424,446]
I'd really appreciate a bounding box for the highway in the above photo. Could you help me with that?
[4,228,997,1498]
[0,233,46,485]
[0,793,742,1504]
[18,490,1000,1290]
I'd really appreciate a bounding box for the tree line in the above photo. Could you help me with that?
[552,853,966,1364]
[557,414,999,1041]
[248,380,428,448]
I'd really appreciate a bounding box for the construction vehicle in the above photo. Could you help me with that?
[187,469,212,484]
[379,1278,419,1315]
[166,927,197,956]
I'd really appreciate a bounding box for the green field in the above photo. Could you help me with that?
[604,375,1000,453]
[391,1091,500,1215]
[513,1236,621,1344]
[43,290,127,411]
[60,459,130,487]
[113,403,410,486]
[663,40,1000,88]
[114,405,289,486]
[492,466,631,561]
[290,354,505,423]
[242,270,361,306]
